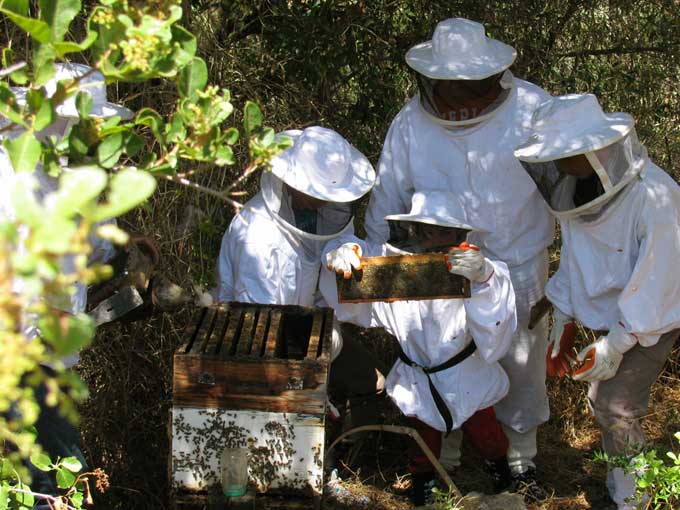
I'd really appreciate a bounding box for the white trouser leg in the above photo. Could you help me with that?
[439,428,463,471]
[607,467,637,510]
[502,425,537,475]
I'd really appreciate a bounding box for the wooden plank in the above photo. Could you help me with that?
[336,253,470,303]
[264,310,283,358]
[319,309,334,359]
[204,306,230,356]
[172,357,328,414]
[250,309,269,357]
[176,308,206,354]
[236,307,257,356]
[305,311,324,360]
[220,308,243,359]
[189,307,216,355]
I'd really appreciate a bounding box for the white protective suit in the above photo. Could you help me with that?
[516,93,680,509]
[319,236,516,432]
[546,163,680,341]
[218,127,377,361]
[218,171,354,311]
[0,145,117,367]
[365,71,553,471]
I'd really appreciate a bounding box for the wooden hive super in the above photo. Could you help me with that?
[170,302,333,502]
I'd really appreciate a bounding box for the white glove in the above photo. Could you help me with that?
[573,322,637,382]
[325,243,362,280]
[446,246,493,283]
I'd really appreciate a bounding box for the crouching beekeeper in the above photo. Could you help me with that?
[515,93,680,510]
[217,126,385,428]
[319,191,518,505]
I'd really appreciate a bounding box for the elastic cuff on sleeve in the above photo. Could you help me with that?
[609,321,639,354]
[480,259,495,283]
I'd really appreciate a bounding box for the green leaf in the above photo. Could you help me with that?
[177,57,207,101]
[243,101,262,136]
[37,312,94,357]
[0,0,28,16]
[60,456,82,473]
[0,84,28,127]
[91,169,156,222]
[33,99,55,131]
[96,223,128,245]
[53,166,107,217]
[0,482,8,510]
[75,91,93,118]
[214,145,233,166]
[53,27,97,56]
[2,48,28,85]
[55,466,77,489]
[223,127,239,145]
[29,452,52,472]
[96,132,123,168]
[135,107,163,142]
[260,127,275,146]
[11,482,34,508]
[0,7,50,43]
[169,24,197,68]
[124,132,143,158]
[11,175,43,227]
[32,42,56,86]
[71,491,83,508]
[33,216,78,253]
[3,131,41,174]
[38,0,81,43]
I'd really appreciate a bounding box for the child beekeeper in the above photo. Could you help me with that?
[320,190,518,505]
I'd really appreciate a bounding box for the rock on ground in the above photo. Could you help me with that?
[457,492,527,510]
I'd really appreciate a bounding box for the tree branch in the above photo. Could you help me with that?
[9,488,77,510]
[162,174,243,210]
[557,44,679,58]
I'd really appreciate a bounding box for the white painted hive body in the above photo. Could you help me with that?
[170,303,332,499]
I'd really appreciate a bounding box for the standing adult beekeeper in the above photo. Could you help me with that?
[515,93,680,510]
[364,17,553,497]
[0,63,133,508]
[217,126,385,429]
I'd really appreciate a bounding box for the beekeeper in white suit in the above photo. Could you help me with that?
[321,190,517,505]
[515,93,680,510]
[217,126,385,427]
[364,17,553,497]
[0,62,133,507]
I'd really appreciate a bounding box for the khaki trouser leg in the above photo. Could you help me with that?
[588,329,679,508]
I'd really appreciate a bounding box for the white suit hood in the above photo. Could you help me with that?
[547,162,680,349]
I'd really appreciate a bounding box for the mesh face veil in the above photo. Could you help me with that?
[416,70,514,127]
[520,130,647,220]
[387,220,470,254]
[261,172,356,242]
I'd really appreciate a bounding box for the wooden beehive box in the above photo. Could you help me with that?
[170,302,333,502]
[336,253,471,303]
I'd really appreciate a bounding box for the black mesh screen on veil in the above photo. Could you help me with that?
[387,220,469,253]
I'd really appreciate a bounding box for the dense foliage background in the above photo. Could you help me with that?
[4,1,680,508]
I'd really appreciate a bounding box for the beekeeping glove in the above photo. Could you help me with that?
[446,243,494,283]
[573,322,637,382]
[325,243,362,280]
